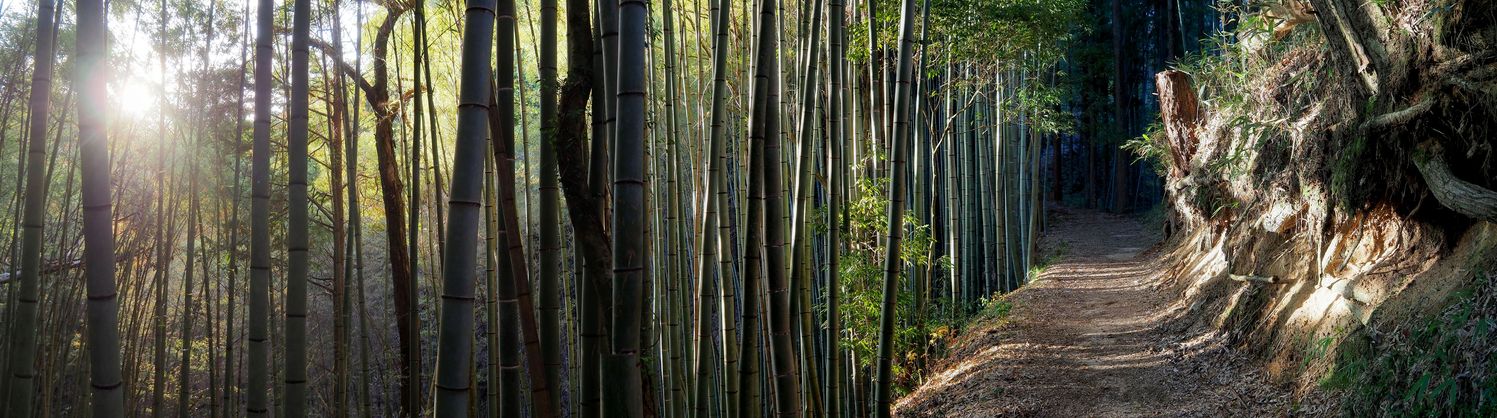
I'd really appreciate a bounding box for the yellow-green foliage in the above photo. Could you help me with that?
[847,0,1084,65]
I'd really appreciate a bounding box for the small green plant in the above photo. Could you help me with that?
[1302,325,1347,373]
[1333,274,1497,417]
[832,178,939,397]
[974,294,1014,323]
[1317,335,1368,390]
[1123,122,1170,175]
[1029,240,1069,279]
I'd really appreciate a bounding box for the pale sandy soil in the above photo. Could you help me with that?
[895,208,1301,417]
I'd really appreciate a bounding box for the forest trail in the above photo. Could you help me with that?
[897,208,1295,417]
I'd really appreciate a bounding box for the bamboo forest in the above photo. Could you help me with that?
[1,0,1496,415]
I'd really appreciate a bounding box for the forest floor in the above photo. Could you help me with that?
[896,207,1304,417]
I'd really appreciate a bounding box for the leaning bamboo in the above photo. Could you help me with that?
[693,0,734,414]
[431,0,496,412]
[873,0,918,415]
[788,2,825,415]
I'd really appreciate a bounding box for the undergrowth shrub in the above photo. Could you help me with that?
[1325,273,1497,417]
[974,295,1014,323]
[1134,1,1346,211]
[818,178,938,397]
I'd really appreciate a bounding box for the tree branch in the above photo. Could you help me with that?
[306,4,408,114]
[1360,96,1435,132]
[307,36,377,99]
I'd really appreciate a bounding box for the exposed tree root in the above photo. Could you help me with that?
[1229,274,1284,284]
[1413,141,1497,221]
[1359,96,1435,132]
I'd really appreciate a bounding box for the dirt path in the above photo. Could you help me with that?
[896,208,1293,417]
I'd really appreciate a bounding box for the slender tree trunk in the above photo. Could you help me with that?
[223,3,250,414]
[873,0,917,415]
[406,5,428,412]
[692,0,732,414]
[742,0,796,411]
[432,0,495,411]
[346,2,370,416]
[593,0,627,409]
[152,3,174,415]
[355,223,372,418]
[739,111,765,418]
[825,0,845,414]
[767,0,816,416]
[995,67,1004,298]
[179,3,219,413]
[718,141,740,418]
[659,1,690,414]
[788,2,825,416]
[4,0,56,412]
[512,22,535,260]
[493,143,524,418]
[560,0,607,413]
[960,65,978,302]
[1110,0,1129,213]
[690,0,729,401]
[0,82,25,372]
[417,9,446,273]
[326,3,351,415]
[345,9,419,415]
[608,0,649,414]
[493,0,558,414]
[941,60,957,313]
[78,0,125,410]
[283,0,312,413]
[481,149,499,418]
[180,179,198,417]
[864,0,883,177]
[911,0,933,362]
[496,0,564,412]
[203,208,217,418]
[246,0,275,412]
[535,0,569,410]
